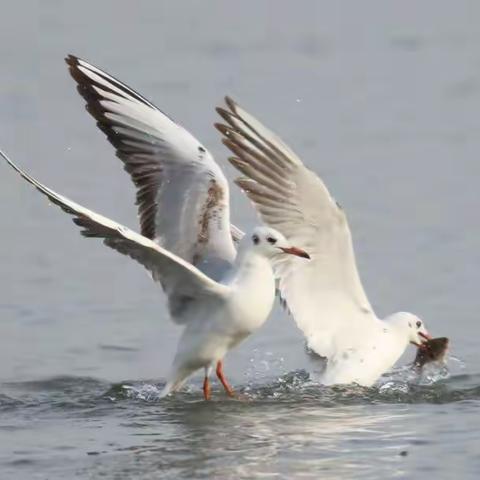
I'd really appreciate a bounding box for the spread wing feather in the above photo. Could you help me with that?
[66,55,236,277]
[216,97,377,358]
[1,150,229,324]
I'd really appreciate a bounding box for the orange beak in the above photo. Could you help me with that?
[279,246,310,259]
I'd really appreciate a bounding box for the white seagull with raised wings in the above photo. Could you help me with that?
[0,57,310,400]
[215,97,432,386]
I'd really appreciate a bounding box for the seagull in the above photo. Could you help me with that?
[215,97,432,386]
[0,59,310,400]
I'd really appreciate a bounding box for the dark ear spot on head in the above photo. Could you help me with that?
[252,234,259,245]
[408,322,412,328]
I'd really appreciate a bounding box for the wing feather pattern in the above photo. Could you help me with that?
[66,55,236,276]
[1,150,228,324]
[216,97,376,358]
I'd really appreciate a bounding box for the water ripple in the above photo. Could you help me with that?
[1,368,479,419]
[105,369,480,407]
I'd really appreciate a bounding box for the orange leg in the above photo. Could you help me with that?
[216,360,235,397]
[203,375,211,400]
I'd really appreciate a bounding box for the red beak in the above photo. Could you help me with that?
[419,331,432,341]
[412,331,432,348]
[280,246,310,259]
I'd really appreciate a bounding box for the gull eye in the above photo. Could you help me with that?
[252,234,259,245]
[267,236,277,245]
[416,320,422,328]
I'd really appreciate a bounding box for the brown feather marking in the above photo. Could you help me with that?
[193,179,224,265]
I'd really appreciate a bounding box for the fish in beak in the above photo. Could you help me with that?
[279,246,310,259]
[413,337,449,369]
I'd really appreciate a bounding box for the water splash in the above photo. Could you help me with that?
[2,360,479,413]
[101,364,480,408]
[120,383,164,402]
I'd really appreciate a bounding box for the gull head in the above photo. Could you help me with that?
[387,312,431,347]
[248,226,310,260]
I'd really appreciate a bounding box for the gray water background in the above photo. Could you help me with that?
[0,1,479,478]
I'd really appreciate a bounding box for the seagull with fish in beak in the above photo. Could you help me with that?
[215,96,443,386]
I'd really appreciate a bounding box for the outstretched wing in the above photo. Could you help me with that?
[1,150,229,324]
[66,55,236,278]
[216,97,377,358]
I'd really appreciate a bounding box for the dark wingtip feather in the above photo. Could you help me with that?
[215,107,237,127]
[222,138,247,160]
[228,157,251,177]
[214,122,236,137]
[65,55,84,82]
[65,54,79,66]
[213,122,226,134]
[228,156,243,167]
[234,176,254,190]
[215,106,230,118]
[233,177,244,190]
[224,96,237,112]
[221,138,237,151]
